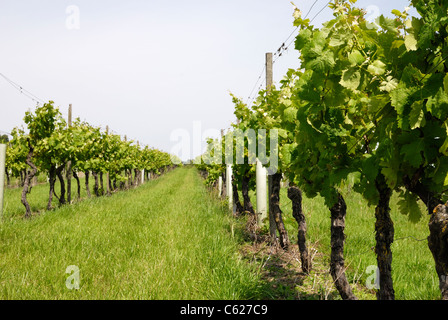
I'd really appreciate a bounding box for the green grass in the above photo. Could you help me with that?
[2,167,441,300]
[249,184,440,300]
[0,167,268,299]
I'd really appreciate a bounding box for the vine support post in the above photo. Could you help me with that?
[266,52,273,91]
[218,176,223,198]
[66,104,73,203]
[106,125,111,195]
[256,158,267,226]
[266,52,277,239]
[226,164,234,213]
[0,144,6,221]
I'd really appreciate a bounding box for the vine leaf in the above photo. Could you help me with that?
[367,60,387,76]
[340,67,361,91]
[397,191,423,223]
[404,33,418,51]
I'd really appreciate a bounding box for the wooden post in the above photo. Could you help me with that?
[66,104,73,203]
[266,52,273,91]
[220,129,225,198]
[266,52,277,239]
[0,144,6,221]
[136,141,140,186]
[106,126,111,195]
[68,104,72,125]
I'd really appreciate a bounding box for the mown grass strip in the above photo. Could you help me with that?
[0,167,267,299]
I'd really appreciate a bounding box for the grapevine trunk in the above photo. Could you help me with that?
[232,176,244,216]
[85,171,91,198]
[73,171,81,199]
[47,165,56,210]
[270,172,289,250]
[329,193,357,300]
[374,174,395,300]
[21,139,37,218]
[56,164,66,205]
[287,185,311,273]
[428,202,448,300]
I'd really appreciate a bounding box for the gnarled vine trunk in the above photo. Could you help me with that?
[100,172,104,193]
[270,172,289,250]
[428,202,448,300]
[107,173,112,196]
[56,164,66,205]
[21,139,37,218]
[47,165,56,210]
[330,193,357,300]
[241,168,255,216]
[241,168,258,240]
[6,170,10,187]
[85,171,91,198]
[374,174,395,300]
[66,161,72,204]
[403,174,447,299]
[287,185,311,273]
[221,172,227,198]
[232,176,244,216]
[127,169,133,188]
[92,171,100,197]
[73,171,81,200]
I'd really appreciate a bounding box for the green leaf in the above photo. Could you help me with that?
[391,9,402,17]
[367,60,387,76]
[404,33,418,51]
[397,191,423,223]
[439,122,448,155]
[377,15,399,33]
[347,171,361,186]
[329,32,349,47]
[295,29,312,50]
[280,143,294,167]
[409,100,425,129]
[381,166,397,189]
[283,107,297,123]
[379,76,399,92]
[426,87,448,119]
[362,155,378,182]
[348,50,364,65]
[368,95,388,113]
[277,128,288,139]
[400,138,424,168]
[390,85,416,128]
[305,50,335,73]
[444,73,448,94]
[340,68,361,91]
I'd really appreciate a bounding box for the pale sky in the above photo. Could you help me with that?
[0,0,416,161]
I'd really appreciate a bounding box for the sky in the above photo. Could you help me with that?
[0,0,417,161]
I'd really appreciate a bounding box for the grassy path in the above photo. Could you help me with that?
[2,166,439,300]
[0,167,266,299]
